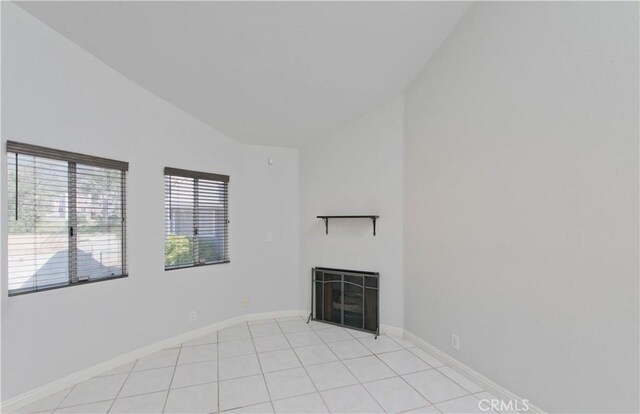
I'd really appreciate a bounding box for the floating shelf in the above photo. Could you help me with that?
[317,215,380,236]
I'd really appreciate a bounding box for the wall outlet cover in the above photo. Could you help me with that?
[451,334,460,350]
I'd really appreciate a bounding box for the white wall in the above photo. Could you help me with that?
[299,97,404,329]
[1,2,299,400]
[403,2,639,413]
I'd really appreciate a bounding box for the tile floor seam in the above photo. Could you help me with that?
[335,358,386,412]
[335,328,452,413]
[275,316,331,413]
[98,364,177,405]
[103,357,139,413]
[400,369,474,407]
[268,389,318,404]
[214,365,424,400]
[50,383,76,413]
[395,345,484,405]
[376,349,435,378]
[182,342,217,348]
[218,399,268,413]
[376,370,438,410]
[96,371,137,378]
[247,320,275,413]
[160,343,183,413]
[127,363,178,374]
[24,318,490,414]
[56,397,115,412]
[169,379,217,392]
[166,357,217,369]
[309,319,386,413]
[431,391,474,406]
[315,336,357,346]
[160,361,374,392]
[398,404,443,414]
[98,386,182,401]
[370,350,438,412]
[390,366,436,377]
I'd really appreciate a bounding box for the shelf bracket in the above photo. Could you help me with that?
[317,215,379,236]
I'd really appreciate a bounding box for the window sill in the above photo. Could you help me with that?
[8,274,129,297]
[165,260,231,272]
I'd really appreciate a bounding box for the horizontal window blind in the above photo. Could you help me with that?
[7,142,127,295]
[7,141,129,171]
[164,167,229,270]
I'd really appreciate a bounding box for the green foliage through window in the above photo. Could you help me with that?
[164,234,193,267]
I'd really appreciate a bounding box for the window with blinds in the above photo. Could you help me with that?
[7,141,128,296]
[164,167,229,270]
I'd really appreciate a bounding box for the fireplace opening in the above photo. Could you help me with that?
[308,267,379,337]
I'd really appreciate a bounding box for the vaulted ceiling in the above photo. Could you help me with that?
[17,1,470,147]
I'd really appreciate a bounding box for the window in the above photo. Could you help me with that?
[164,167,229,270]
[7,141,128,296]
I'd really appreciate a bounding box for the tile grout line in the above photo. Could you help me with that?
[50,358,450,412]
[56,371,474,414]
[198,364,431,409]
[60,385,207,407]
[314,324,388,413]
[104,357,140,413]
[55,397,115,412]
[50,384,76,413]
[160,343,183,413]
[426,393,480,410]
[32,319,485,414]
[313,321,403,410]
[245,321,275,413]
[365,335,441,411]
[302,320,436,412]
[166,379,216,393]
[314,324,474,413]
[274,315,332,413]
[397,405,440,414]
[370,350,439,412]
[383,337,485,411]
[375,336,473,413]
[212,364,431,406]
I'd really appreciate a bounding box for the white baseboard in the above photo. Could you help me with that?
[403,329,546,414]
[2,309,306,413]
[4,313,545,414]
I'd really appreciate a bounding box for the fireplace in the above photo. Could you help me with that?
[308,267,379,337]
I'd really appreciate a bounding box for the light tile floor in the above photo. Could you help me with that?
[14,316,500,414]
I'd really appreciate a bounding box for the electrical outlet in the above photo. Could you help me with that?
[451,334,460,350]
[266,232,272,242]
[189,311,197,322]
[242,298,249,306]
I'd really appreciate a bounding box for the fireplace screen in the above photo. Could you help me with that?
[309,267,379,336]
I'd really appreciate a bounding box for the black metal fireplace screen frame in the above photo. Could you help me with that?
[307,267,380,338]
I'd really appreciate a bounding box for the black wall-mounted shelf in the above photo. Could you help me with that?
[317,215,380,236]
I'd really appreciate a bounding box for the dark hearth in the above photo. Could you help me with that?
[309,267,379,336]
